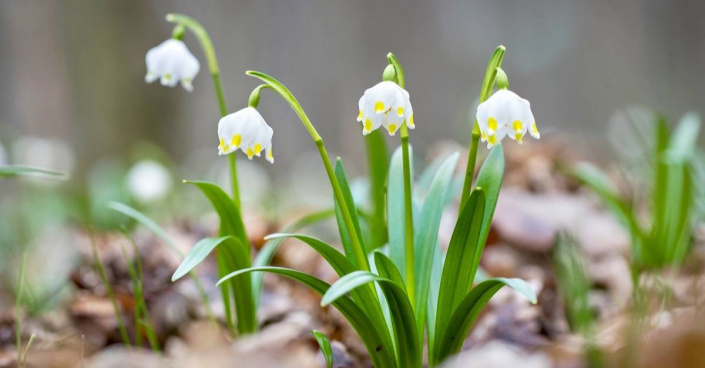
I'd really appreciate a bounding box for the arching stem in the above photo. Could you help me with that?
[166,14,241,207]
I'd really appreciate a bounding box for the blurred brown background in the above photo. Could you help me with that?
[1,0,704,177]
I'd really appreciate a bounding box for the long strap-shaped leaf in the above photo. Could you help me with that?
[322,270,420,368]
[435,278,537,363]
[432,189,485,362]
[217,267,397,368]
[471,146,504,285]
[252,209,334,307]
[334,160,368,269]
[184,180,248,241]
[0,165,68,179]
[265,233,394,353]
[387,146,412,280]
[413,152,459,346]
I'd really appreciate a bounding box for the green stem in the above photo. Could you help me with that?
[167,13,241,207]
[387,53,416,301]
[459,46,506,211]
[246,71,370,271]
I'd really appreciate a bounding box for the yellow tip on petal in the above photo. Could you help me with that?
[481,130,487,142]
[488,117,498,133]
[531,122,541,138]
[231,134,242,148]
[374,101,385,113]
[388,124,398,135]
[223,144,230,152]
[219,138,225,149]
[397,107,404,117]
[513,120,523,133]
[246,148,254,159]
[515,133,523,143]
[364,118,373,133]
[268,149,273,160]
[357,110,364,121]
[254,143,262,155]
[408,114,415,128]
[488,134,497,146]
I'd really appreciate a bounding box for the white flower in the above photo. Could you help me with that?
[357,81,414,136]
[218,107,274,163]
[126,159,173,203]
[476,89,540,149]
[145,39,200,92]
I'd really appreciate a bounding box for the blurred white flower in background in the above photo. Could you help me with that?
[126,159,173,203]
[12,136,76,172]
[357,81,414,136]
[145,39,200,91]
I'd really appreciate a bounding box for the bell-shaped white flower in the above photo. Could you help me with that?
[357,81,414,136]
[217,107,274,163]
[145,39,200,92]
[476,89,540,149]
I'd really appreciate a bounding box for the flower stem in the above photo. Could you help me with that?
[167,14,241,207]
[246,71,370,271]
[459,46,506,211]
[387,53,415,301]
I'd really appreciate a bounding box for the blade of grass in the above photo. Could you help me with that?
[0,165,68,179]
[106,202,215,324]
[16,252,27,364]
[89,231,131,346]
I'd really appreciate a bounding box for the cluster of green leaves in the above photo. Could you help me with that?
[215,146,535,368]
[572,113,702,270]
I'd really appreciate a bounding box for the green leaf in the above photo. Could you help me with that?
[259,233,393,358]
[0,165,68,179]
[413,152,458,343]
[252,209,334,307]
[172,237,229,281]
[311,330,334,368]
[373,252,405,289]
[217,267,396,368]
[107,202,183,256]
[387,146,412,279]
[183,180,247,241]
[321,271,420,368]
[665,112,700,164]
[433,189,485,361]
[364,130,389,249]
[473,146,504,276]
[216,236,256,333]
[264,234,355,276]
[334,160,369,270]
[436,277,536,362]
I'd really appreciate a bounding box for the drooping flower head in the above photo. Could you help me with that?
[476,89,539,149]
[357,81,414,136]
[145,39,200,91]
[218,107,274,163]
